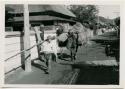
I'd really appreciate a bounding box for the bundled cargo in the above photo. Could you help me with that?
[72,22,93,45]
[57,33,68,42]
[73,22,84,32]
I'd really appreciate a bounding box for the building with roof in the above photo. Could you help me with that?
[6,5,76,31]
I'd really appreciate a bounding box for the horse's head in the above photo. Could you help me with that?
[68,29,77,38]
[56,25,64,36]
[68,28,83,46]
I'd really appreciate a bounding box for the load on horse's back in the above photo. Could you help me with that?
[56,26,68,47]
[73,22,93,46]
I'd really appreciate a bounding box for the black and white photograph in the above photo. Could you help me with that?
[4,4,120,85]
[2,88,124,89]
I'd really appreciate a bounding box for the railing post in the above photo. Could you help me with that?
[24,4,32,72]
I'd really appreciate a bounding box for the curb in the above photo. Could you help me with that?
[68,69,80,84]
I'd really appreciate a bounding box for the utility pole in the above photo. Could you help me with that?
[24,4,32,72]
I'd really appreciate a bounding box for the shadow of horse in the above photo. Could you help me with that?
[31,59,48,74]
[57,53,71,61]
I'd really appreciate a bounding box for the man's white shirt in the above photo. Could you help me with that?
[41,41,54,53]
[41,40,59,53]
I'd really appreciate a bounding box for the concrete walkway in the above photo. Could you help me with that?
[5,41,118,84]
[5,59,76,84]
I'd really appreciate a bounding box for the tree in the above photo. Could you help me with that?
[114,17,120,37]
[114,17,120,27]
[69,5,98,30]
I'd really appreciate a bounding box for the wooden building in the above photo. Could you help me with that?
[6,5,76,31]
[5,5,76,74]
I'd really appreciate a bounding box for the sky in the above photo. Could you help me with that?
[98,5,120,19]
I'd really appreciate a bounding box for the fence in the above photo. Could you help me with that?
[5,37,44,74]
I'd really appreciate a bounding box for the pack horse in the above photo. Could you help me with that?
[57,26,81,61]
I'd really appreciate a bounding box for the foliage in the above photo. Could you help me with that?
[69,5,98,30]
[114,17,120,27]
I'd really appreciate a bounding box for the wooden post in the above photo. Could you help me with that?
[34,27,42,61]
[40,24,44,40]
[24,4,32,72]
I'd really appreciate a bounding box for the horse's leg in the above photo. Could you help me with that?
[75,48,78,60]
[73,53,76,60]
[70,50,72,61]
[71,48,76,61]
[75,46,77,52]
[59,48,63,59]
[73,48,76,61]
[70,49,74,61]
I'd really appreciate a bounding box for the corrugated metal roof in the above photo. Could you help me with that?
[6,5,76,17]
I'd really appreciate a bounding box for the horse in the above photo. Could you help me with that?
[57,28,80,61]
[66,29,79,61]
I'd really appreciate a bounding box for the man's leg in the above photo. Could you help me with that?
[54,52,58,62]
[71,48,76,61]
[70,49,73,61]
[45,53,52,73]
[48,54,52,70]
[73,48,76,60]
[40,52,46,62]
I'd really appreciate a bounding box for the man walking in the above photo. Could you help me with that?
[40,35,55,74]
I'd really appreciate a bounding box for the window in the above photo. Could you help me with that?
[5,27,13,32]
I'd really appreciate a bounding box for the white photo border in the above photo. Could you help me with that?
[0,0,125,88]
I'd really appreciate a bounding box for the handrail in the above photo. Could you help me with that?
[5,41,44,62]
[5,31,67,62]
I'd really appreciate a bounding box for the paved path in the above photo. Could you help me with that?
[5,41,118,84]
[75,42,118,66]
[72,41,119,85]
[5,60,75,84]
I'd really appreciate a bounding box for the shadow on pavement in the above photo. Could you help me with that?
[72,64,119,85]
[58,53,71,61]
[31,60,48,74]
